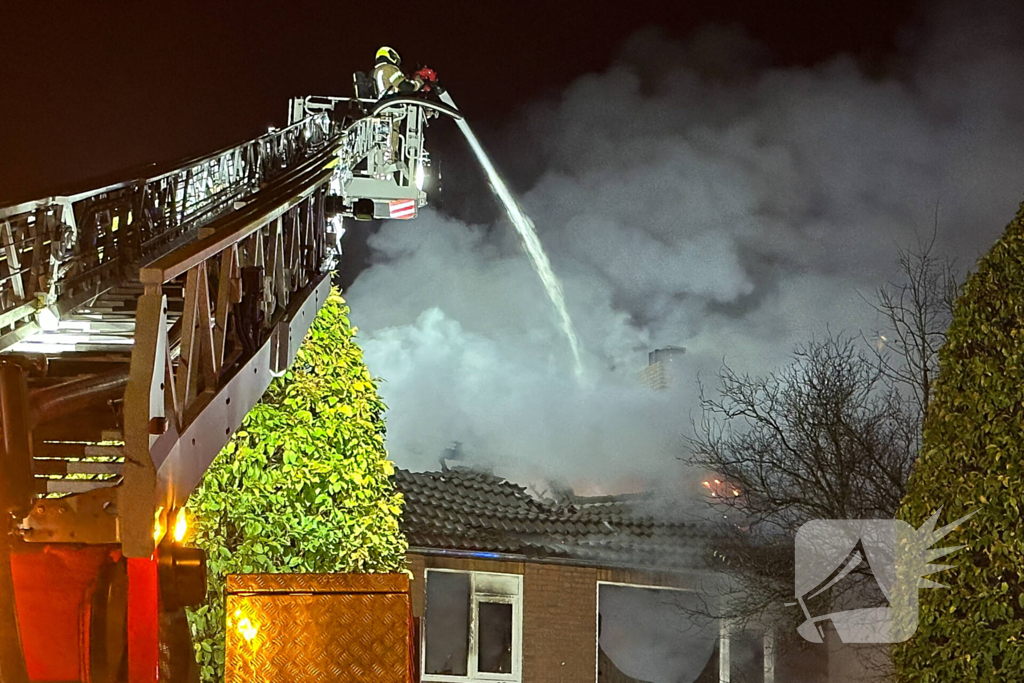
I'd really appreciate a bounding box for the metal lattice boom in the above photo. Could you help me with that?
[0,94,459,556]
[0,115,333,352]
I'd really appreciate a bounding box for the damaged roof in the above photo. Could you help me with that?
[394,467,710,570]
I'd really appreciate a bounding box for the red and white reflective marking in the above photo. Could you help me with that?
[389,199,417,220]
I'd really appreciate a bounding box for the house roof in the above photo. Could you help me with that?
[394,467,711,570]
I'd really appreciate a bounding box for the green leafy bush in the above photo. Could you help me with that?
[893,206,1024,680]
[185,290,407,681]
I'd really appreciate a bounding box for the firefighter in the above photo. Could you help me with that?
[372,47,422,98]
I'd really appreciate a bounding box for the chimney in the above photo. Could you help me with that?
[640,346,686,390]
[439,441,464,472]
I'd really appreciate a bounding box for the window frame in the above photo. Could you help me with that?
[421,568,523,683]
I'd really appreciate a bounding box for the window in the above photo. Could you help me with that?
[730,629,767,683]
[422,569,522,682]
[597,583,720,683]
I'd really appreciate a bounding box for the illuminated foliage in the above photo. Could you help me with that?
[892,205,1024,680]
[185,290,407,681]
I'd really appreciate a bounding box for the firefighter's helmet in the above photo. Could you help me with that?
[375,46,401,66]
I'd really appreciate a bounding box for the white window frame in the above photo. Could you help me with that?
[422,569,523,683]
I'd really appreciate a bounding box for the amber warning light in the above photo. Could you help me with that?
[173,508,188,543]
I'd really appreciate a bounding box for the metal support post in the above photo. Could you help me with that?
[0,362,29,683]
[764,630,776,683]
[719,618,732,683]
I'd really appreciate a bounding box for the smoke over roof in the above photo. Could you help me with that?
[347,1,1024,487]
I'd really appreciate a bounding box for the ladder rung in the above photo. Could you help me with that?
[34,461,123,476]
[35,442,124,458]
[45,479,120,494]
[83,445,124,458]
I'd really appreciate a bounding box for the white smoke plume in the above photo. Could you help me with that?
[347,1,1024,489]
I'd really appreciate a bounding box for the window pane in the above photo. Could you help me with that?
[477,602,513,674]
[598,584,716,683]
[731,631,764,683]
[474,573,519,596]
[425,572,470,675]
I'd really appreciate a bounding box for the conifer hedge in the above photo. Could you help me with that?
[893,206,1024,680]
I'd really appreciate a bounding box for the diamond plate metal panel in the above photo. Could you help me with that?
[227,572,409,594]
[225,574,411,683]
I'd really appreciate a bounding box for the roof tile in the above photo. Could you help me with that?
[395,467,709,570]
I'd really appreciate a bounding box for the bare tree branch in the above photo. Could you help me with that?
[683,238,962,677]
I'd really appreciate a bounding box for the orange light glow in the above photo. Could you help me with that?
[237,617,258,642]
[173,507,188,543]
[153,506,165,544]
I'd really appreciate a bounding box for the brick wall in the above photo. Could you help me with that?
[595,567,700,591]
[523,563,598,683]
[407,553,426,618]
[408,552,698,682]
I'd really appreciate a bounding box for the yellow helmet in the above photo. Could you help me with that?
[375,46,401,66]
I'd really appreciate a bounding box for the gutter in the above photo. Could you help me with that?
[406,546,715,582]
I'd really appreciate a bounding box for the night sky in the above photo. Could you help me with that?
[1,0,916,202]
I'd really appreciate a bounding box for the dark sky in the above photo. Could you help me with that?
[0,0,917,203]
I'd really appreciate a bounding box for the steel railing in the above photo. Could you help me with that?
[0,114,335,350]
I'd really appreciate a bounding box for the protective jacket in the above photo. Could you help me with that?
[373,62,420,97]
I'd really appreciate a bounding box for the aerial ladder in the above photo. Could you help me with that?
[0,83,460,682]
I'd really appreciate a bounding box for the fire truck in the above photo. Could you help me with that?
[0,81,459,682]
